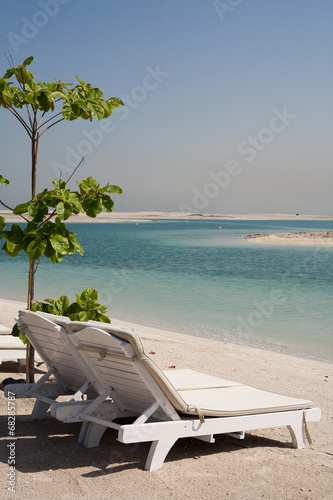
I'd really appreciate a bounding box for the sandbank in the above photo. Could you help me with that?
[246,230,333,246]
[1,210,332,224]
[0,297,332,499]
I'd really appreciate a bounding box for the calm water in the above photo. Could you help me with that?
[1,219,332,363]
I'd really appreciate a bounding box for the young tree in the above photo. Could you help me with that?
[0,56,124,381]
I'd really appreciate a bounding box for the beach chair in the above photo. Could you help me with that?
[0,322,43,364]
[0,332,27,364]
[3,310,105,421]
[49,321,321,471]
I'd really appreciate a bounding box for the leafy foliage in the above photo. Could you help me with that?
[31,288,111,322]
[0,56,123,122]
[12,288,111,342]
[0,177,122,263]
[0,56,123,378]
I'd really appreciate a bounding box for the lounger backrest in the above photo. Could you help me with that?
[18,310,98,393]
[68,326,191,417]
[20,311,193,414]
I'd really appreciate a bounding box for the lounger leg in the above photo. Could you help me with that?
[30,400,52,420]
[144,438,178,471]
[287,421,306,449]
[82,423,108,448]
[78,421,90,444]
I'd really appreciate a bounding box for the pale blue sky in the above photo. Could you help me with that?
[0,0,332,214]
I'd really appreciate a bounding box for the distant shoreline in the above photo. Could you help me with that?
[1,210,332,223]
[246,230,333,246]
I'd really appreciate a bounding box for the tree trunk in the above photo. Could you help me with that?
[26,127,39,382]
[26,259,36,382]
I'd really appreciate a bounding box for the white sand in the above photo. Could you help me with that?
[246,231,333,246]
[0,297,332,499]
[1,210,332,223]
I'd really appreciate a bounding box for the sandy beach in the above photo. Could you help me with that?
[1,210,332,224]
[246,230,333,247]
[0,298,332,499]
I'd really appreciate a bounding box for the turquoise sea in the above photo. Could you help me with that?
[1,219,332,364]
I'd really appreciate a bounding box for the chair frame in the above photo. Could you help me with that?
[5,311,321,471]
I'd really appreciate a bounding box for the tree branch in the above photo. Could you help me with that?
[39,208,57,227]
[26,103,34,128]
[37,110,46,128]
[0,97,33,138]
[65,156,85,184]
[38,117,65,136]
[0,200,29,222]
[37,111,63,131]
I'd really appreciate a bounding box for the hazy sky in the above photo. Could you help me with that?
[0,0,332,215]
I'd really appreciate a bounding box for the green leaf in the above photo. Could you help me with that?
[55,295,69,315]
[56,201,73,221]
[43,299,57,310]
[0,175,9,185]
[82,197,102,218]
[80,288,98,308]
[90,103,104,120]
[50,252,65,263]
[28,201,48,222]
[31,300,45,312]
[67,301,82,316]
[6,235,23,254]
[16,68,34,85]
[43,240,55,259]
[78,176,97,192]
[67,234,84,256]
[68,192,83,212]
[94,304,108,314]
[24,92,36,104]
[23,56,34,66]
[13,201,31,215]
[50,90,68,101]
[12,91,26,108]
[1,241,12,257]
[75,75,86,87]
[2,241,21,257]
[37,92,52,112]
[11,224,24,235]
[49,234,70,255]
[102,195,114,212]
[24,221,38,236]
[104,185,122,195]
[26,236,47,260]
[0,216,5,231]
[11,323,21,337]
[62,102,79,121]
[19,334,29,345]
[3,68,15,79]
[52,179,66,190]
[107,97,124,108]
[97,314,111,323]
[78,311,90,321]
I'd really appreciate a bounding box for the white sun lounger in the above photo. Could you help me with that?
[0,322,42,364]
[0,323,27,364]
[3,310,102,420]
[5,311,321,471]
[0,334,27,364]
[52,321,321,471]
